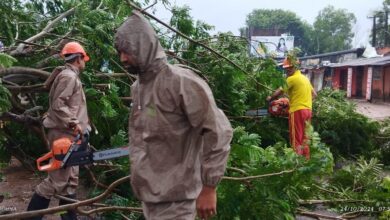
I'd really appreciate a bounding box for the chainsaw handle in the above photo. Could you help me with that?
[80,131,89,147]
[73,131,89,141]
[37,151,55,171]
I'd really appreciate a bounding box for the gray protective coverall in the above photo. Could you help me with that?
[36,64,90,198]
[115,11,233,219]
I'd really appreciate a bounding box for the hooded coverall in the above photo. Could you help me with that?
[37,63,90,198]
[115,11,233,219]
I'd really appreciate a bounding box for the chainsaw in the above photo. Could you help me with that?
[246,97,290,117]
[37,132,129,172]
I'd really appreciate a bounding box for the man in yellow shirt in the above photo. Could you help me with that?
[267,57,316,159]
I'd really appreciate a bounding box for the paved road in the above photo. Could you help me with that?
[353,99,390,121]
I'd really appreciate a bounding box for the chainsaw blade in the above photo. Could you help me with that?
[92,146,129,161]
[245,109,268,116]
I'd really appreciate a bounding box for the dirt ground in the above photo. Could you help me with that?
[0,158,90,220]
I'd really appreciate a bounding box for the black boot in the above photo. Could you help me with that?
[26,193,50,220]
[59,194,77,220]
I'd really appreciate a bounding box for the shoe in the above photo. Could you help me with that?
[26,193,50,220]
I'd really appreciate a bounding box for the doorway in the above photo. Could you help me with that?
[340,69,348,91]
[356,66,364,98]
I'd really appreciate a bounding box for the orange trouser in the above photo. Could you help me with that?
[35,129,79,199]
[289,109,312,159]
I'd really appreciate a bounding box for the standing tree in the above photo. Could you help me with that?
[243,9,313,56]
[312,5,356,54]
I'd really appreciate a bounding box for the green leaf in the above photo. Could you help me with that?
[0,53,17,68]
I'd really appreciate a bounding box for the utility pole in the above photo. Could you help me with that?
[371,15,377,47]
[385,11,389,46]
[369,10,390,47]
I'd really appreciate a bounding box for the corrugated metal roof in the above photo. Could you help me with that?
[300,48,364,60]
[329,56,390,67]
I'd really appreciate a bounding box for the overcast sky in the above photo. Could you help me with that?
[154,0,384,48]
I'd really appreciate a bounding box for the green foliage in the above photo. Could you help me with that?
[0,53,17,68]
[0,84,11,113]
[321,157,389,214]
[329,157,382,190]
[374,119,390,165]
[0,80,10,162]
[379,211,390,220]
[286,48,301,69]
[312,88,380,157]
[85,84,129,149]
[218,125,333,219]
[381,176,390,191]
[103,194,143,219]
[244,9,312,56]
[312,5,356,53]
[0,1,388,219]
[166,5,213,55]
[243,6,357,55]
[246,9,300,29]
[0,134,11,163]
[0,0,35,45]
[110,129,128,147]
[0,0,133,167]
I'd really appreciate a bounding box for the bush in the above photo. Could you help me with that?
[312,88,380,158]
[374,119,390,166]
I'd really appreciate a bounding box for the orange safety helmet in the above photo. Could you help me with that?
[282,57,299,68]
[37,137,73,171]
[61,42,90,62]
[282,58,292,68]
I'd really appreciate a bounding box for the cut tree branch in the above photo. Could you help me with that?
[84,166,120,192]
[0,67,50,80]
[0,175,132,219]
[110,58,136,84]
[0,112,41,126]
[222,169,295,181]
[0,36,52,49]
[3,74,42,84]
[11,6,77,56]
[95,73,128,78]
[120,97,133,102]
[298,199,373,205]
[35,54,62,69]
[92,83,111,90]
[94,71,132,88]
[341,210,378,219]
[141,0,157,12]
[77,206,143,215]
[296,208,344,220]
[5,83,46,93]
[226,167,248,175]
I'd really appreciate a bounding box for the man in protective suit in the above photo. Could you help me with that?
[26,42,91,220]
[115,11,233,220]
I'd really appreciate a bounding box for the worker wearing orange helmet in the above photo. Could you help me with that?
[26,42,91,220]
[267,56,316,159]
